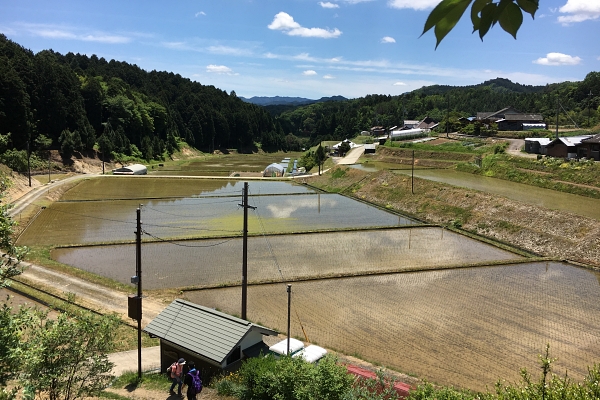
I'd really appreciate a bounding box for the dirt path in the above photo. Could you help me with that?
[335,145,365,165]
[14,261,168,326]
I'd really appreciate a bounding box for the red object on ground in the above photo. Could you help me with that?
[346,364,411,398]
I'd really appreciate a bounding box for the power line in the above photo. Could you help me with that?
[142,230,237,248]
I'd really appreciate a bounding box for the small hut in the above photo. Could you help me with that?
[144,300,278,384]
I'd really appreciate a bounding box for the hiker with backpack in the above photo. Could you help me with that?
[182,361,203,400]
[168,357,186,396]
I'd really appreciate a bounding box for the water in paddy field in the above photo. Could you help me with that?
[393,169,600,220]
[35,177,600,391]
[21,178,417,246]
[185,261,600,392]
[51,227,522,290]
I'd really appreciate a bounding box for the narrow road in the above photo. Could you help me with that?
[333,145,365,165]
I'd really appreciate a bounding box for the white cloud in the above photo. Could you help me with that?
[195,11,206,17]
[388,0,440,10]
[206,64,238,75]
[533,52,582,66]
[381,36,396,43]
[393,81,407,86]
[558,0,600,24]
[19,23,131,43]
[303,70,318,76]
[207,45,253,56]
[323,74,335,79]
[268,12,342,38]
[319,2,339,8]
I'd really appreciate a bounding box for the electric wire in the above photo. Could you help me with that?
[142,229,238,248]
[249,191,310,342]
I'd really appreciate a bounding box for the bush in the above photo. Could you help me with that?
[219,354,353,400]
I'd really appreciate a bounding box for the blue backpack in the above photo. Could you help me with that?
[188,369,202,394]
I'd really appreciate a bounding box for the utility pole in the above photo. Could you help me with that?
[239,182,256,320]
[287,284,292,356]
[27,139,31,187]
[411,150,415,194]
[135,206,143,379]
[446,94,450,139]
[588,91,593,128]
[556,97,559,139]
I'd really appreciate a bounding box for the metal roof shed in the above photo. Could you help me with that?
[144,300,278,383]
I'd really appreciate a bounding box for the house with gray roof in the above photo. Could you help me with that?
[545,135,592,159]
[144,299,278,383]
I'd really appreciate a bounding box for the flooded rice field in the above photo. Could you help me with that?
[26,177,600,392]
[19,178,414,246]
[51,227,522,289]
[393,169,600,221]
[185,261,600,392]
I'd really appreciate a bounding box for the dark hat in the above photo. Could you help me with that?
[178,358,186,364]
[187,361,195,367]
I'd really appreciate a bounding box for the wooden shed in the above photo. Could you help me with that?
[144,300,278,384]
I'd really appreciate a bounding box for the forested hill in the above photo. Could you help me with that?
[0,34,292,162]
[274,73,599,144]
[1,33,599,164]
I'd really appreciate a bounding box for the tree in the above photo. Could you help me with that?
[0,175,26,287]
[315,144,327,176]
[58,129,75,160]
[423,0,539,48]
[339,141,351,157]
[21,304,119,400]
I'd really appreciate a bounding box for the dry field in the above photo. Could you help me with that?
[185,261,600,392]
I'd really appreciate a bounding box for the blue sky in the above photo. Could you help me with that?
[1,0,599,99]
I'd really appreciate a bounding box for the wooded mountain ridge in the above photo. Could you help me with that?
[0,34,598,164]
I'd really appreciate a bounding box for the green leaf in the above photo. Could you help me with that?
[471,0,492,32]
[429,0,472,48]
[422,0,472,35]
[516,0,538,18]
[498,1,523,39]
[479,3,497,40]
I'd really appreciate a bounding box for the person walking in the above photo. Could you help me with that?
[182,361,202,400]
[168,357,186,396]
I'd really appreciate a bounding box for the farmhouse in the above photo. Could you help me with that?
[578,134,600,160]
[144,299,278,384]
[476,107,545,131]
[545,135,592,159]
[112,164,147,175]
[496,114,546,131]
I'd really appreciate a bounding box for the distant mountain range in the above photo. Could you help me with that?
[240,95,348,106]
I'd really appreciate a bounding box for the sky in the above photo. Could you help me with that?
[1,0,599,99]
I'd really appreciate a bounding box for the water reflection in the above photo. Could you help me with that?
[51,227,521,290]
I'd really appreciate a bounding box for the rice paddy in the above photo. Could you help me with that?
[185,261,600,392]
[51,227,522,290]
[22,176,600,392]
